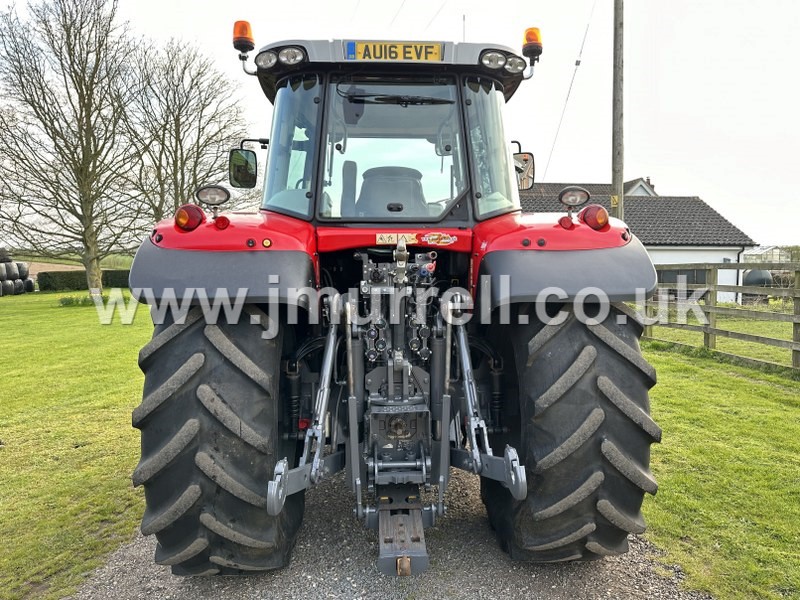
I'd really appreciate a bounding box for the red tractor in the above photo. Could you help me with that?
[129,23,660,577]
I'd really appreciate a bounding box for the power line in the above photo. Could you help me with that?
[542,0,598,182]
[350,0,361,22]
[389,0,407,26]
[424,1,447,32]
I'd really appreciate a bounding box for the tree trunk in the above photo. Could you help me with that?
[82,240,103,294]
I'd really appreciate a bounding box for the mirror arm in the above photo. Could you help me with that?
[240,138,270,149]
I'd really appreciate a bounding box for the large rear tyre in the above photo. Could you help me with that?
[133,305,304,575]
[482,304,660,561]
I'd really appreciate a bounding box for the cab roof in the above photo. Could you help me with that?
[253,39,528,103]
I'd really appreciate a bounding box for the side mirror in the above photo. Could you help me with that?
[229,149,257,189]
[514,152,535,190]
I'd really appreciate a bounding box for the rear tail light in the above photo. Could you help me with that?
[175,204,205,232]
[214,215,231,230]
[580,204,609,230]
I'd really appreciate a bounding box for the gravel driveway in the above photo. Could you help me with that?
[67,471,711,600]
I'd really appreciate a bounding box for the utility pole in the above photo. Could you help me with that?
[611,0,624,220]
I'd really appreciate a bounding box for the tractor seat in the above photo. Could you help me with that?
[356,166,427,217]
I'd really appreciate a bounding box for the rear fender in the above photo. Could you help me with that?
[128,210,317,308]
[473,213,656,308]
[478,237,657,309]
[128,238,316,307]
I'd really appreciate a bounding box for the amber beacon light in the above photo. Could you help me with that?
[233,21,255,53]
[522,27,542,61]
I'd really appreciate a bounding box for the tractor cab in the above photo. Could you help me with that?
[230,32,542,226]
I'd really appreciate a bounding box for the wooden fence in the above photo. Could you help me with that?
[641,262,800,371]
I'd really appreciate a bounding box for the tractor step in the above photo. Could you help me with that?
[378,507,428,576]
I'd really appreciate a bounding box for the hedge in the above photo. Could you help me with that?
[37,270,131,291]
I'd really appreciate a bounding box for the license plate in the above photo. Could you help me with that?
[344,41,443,62]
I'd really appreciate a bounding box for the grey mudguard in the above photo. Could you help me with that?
[478,237,657,308]
[128,238,315,307]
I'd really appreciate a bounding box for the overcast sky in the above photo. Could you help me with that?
[119,0,800,246]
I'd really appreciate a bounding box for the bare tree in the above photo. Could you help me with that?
[126,40,251,224]
[0,0,140,292]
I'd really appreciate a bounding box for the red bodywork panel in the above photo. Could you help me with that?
[151,210,316,254]
[316,227,472,253]
[472,212,631,289]
[152,207,630,291]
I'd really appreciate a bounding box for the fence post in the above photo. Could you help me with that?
[794,268,800,370]
[643,296,654,339]
[704,267,717,350]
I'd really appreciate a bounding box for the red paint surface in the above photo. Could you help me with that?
[470,212,632,288]
[151,208,631,292]
[151,209,316,255]
[316,227,472,252]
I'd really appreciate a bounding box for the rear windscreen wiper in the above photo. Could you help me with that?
[345,93,455,106]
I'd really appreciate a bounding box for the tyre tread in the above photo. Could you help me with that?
[598,376,662,441]
[196,384,271,453]
[534,345,596,414]
[199,512,275,549]
[138,309,203,366]
[587,321,656,384]
[534,407,605,472]
[133,419,200,486]
[140,484,201,535]
[597,498,646,534]
[132,353,204,426]
[204,325,272,391]
[483,305,659,563]
[155,537,209,565]
[523,522,596,551]
[601,439,658,495]
[532,472,604,520]
[194,451,268,508]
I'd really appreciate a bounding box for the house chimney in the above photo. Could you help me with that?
[646,176,654,190]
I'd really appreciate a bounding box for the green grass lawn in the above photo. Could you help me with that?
[0,294,798,599]
[644,348,800,599]
[647,313,795,367]
[0,293,151,600]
